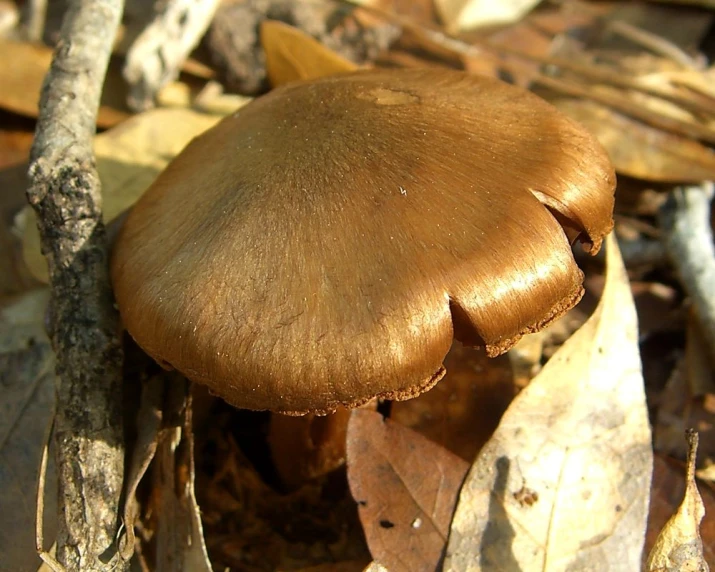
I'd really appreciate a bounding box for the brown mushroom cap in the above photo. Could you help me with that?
[111,68,615,414]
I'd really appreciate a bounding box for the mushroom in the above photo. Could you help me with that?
[110,68,615,415]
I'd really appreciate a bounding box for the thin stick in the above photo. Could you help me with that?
[606,20,701,70]
[534,75,715,144]
[659,184,715,366]
[26,0,127,570]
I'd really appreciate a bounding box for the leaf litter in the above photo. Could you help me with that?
[2,2,715,570]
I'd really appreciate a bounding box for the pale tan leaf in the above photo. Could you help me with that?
[261,20,357,87]
[647,431,710,572]
[434,0,542,32]
[445,233,653,571]
[21,98,250,283]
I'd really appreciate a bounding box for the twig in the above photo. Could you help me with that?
[659,183,715,366]
[123,0,221,111]
[533,75,715,145]
[26,1,127,570]
[605,20,701,70]
[491,44,714,118]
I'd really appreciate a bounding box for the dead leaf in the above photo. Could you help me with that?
[21,98,250,283]
[434,0,543,32]
[0,289,57,572]
[347,409,469,572]
[647,430,710,572]
[0,37,129,128]
[554,98,715,183]
[445,233,653,570]
[390,342,515,462]
[261,20,358,87]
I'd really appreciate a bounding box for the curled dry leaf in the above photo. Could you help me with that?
[347,409,469,572]
[445,234,653,571]
[647,454,715,566]
[647,431,710,572]
[152,379,212,572]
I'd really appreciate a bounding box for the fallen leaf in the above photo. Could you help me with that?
[434,0,543,32]
[445,233,653,570]
[647,430,710,571]
[21,98,250,283]
[0,289,57,572]
[347,409,469,572]
[261,20,358,87]
[390,342,515,462]
[554,98,715,183]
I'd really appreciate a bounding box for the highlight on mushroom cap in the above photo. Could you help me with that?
[110,68,616,414]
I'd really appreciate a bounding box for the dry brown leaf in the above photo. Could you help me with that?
[445,234,653,570]
[554,98,715,183]
[21,99,250,283]
[434,0,542,32]
[0,289,57,572]
[0,37,129,128]
[261,20,358,87]
[390,342,515,462]
[647,431,710,572]
[347,409,469,572]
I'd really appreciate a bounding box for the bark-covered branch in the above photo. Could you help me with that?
[26,1,126,570]
[123,0,220,111]
[659,183,715,365]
